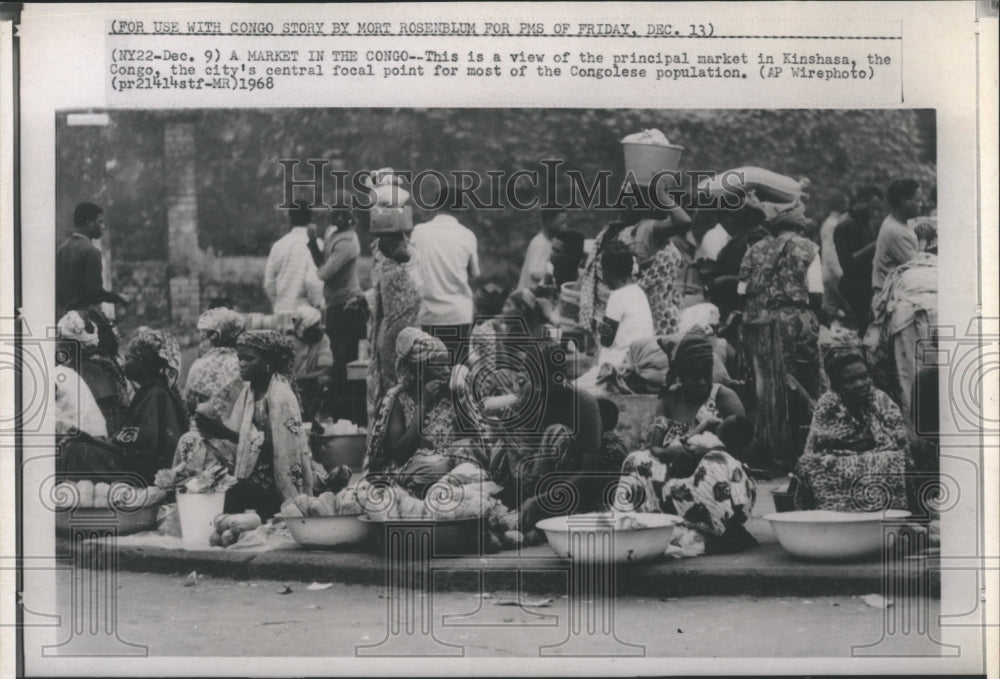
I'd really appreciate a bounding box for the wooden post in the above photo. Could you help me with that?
[741,318,795,474]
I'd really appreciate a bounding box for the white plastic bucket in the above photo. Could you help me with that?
[622,142,684,185]
[177,492,227,550]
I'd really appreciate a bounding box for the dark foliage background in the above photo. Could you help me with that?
[57,108,936,289]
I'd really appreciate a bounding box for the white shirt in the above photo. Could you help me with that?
[518,231,552,290]
[54,365,108,438]
[688,223,731,261]
[600,283,655,366]
[263,226,325,314]
[737,253,823,296]
[411,214,481,326]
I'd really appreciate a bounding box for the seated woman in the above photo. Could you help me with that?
[57,308,131,434]
[794,346,910,512]
[488,339,604,531]
[173,308,247,475]
[365,328,482,496]
[58,328,188,485]
[288,305,334,421]
[613,331,756,552]
[183,307,246,421]
[192,330,314,519]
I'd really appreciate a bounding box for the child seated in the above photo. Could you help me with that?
[596,397,628,473]
[668,414,754,479]
[575,243,654,389]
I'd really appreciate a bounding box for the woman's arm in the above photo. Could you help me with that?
[384,397,422,464]
[714,384,746,418]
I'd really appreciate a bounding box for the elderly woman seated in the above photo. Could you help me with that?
[364,328,484,496]
[794,346,911,512]
[58,328,188,485]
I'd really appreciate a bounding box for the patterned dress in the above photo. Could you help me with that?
[739,230,821,398]
[614,385,756,539]
[636,242,683,336]
[579,221,683,338]
[794,388,910,512]
[367,259,422,422]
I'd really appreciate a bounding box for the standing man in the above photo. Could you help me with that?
[411,183,480,365]
[872,179,924,297]
[306,195,366,422]
[56,202,129,318]
[264,202,325,329]
[518,208,567,290]
[834,186,883,332]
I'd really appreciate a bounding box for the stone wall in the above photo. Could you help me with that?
[111,260,170,332]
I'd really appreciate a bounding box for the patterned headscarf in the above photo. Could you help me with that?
[196,307,246,346]
[57,311,99,348]
[237,330,296,380]
[395,327,450,387]
[823,345,868,384]
[289,305,323,339]
[124,327,182,388]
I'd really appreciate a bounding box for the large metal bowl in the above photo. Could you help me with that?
[55,506,160,537]
[285,514,370,550]
[360,516,485,557]
[536,512,684,563]
[764,509,911,561]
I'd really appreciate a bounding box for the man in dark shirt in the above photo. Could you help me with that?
[834,186,883,333]
[708,205,770,323]
[306,195,365,421]
[56,203,129,317]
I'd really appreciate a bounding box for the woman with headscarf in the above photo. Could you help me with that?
[367,232,423,423]
[57,307,131,434]
[364,328,482,494]
[183,307,246,422]
[58,327,188,485]
[487,339,604,533]
[794,346,911,512]
[737,200,823,400]
[468,288,555,368]
[194,330,314,519]
[613,332,756,552]
[288,304,333,421]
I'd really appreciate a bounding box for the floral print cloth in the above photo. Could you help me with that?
[794,388,910,512]
[739,231,821,397]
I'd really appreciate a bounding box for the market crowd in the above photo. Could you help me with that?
[54,146,939,555]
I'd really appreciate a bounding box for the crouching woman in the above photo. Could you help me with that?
[195,330,314,519]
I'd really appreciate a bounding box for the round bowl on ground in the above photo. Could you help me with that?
[55,505,160,537]
[360,515,485,557]
[764,509,911,561]
[285,514,370,550]
[535,512,684,563]
[310,433,367,473]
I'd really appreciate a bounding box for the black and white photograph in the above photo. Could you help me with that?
[44,107,945,657]
[3,2,996,677]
